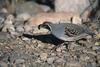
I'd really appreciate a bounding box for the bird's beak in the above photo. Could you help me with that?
[38,24,42,30]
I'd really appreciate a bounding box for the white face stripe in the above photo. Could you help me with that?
[45,23,52,32]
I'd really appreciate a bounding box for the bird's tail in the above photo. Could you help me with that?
[85,27,95,36]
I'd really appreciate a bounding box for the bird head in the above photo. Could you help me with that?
[38,21,52,31]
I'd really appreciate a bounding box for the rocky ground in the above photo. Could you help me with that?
[0,0,100,67]
[0,30,100,67]
[0,23,100,67]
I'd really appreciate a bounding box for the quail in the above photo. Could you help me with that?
[38,22,95,41]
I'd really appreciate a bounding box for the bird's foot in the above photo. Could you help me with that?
[51,41,74,52]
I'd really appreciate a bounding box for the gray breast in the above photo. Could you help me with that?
[51,24,68,41]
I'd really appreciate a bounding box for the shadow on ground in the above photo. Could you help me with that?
[23,34,64,45]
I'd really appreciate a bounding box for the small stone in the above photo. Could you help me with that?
[56,45,66,52]
[47,57,55,64]
[66,61,82,67]
[86,35,92,39]
[35,58,42,63]
[39,5,51,12]
[50,53,56,56]
[86,62,97,67]
[40,53,48,61]
[80,54,90,61]
[47,44,55,49]
[55,58,65,63]
[15,59,25,64]
[21,37,32,44]
[92,45,100,50]
[2,14,15,32]
[95,33,100,39]
[56,47,62,52]
[24,24,33,34]
[95,42,100,46]
[83,49,97,56]
[0,8,8,13]
[37,43,45,48]
[16,25,24,33]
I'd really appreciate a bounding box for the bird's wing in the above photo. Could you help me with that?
[64,24,85,37]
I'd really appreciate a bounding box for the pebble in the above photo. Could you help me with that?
[55,58,66,63]
[86,62,97,67]
[21,37,32,44]
[56,47,62,52]
[47,57,55,64]
[35,58,42,63]
[80,54,90,62]
[15,25,24,33]
[95,42,100,46]
[40,53,48,61]
[37,43,45,48]
[15,59,25,64]
[66,61,82,67]
[92,45,100,50]
[83,49,97,56]
[56,45,66,52]
[39,4,51,12]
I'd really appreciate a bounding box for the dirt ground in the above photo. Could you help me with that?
[0,31,100,67]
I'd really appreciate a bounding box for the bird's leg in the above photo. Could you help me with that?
[62,41,70,49]
[60,42,68,48]
[51,41,67,51]
[52,41,76,51]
